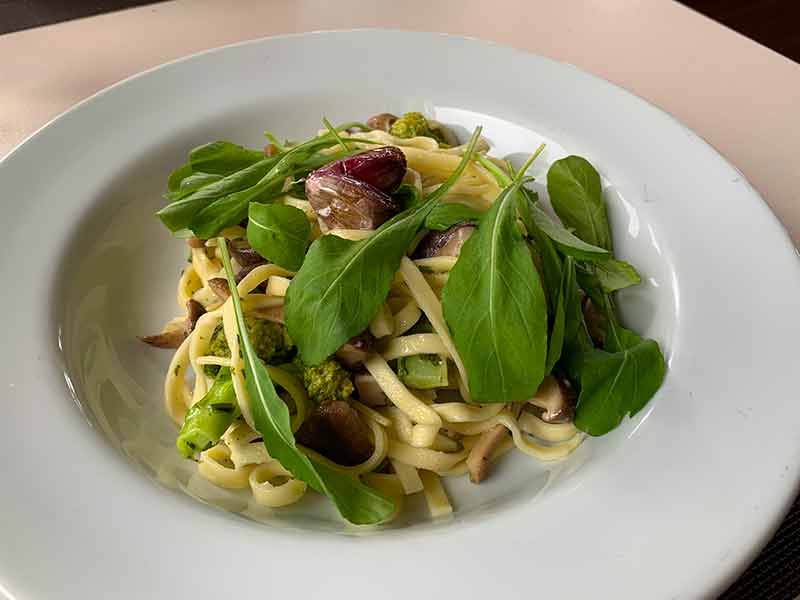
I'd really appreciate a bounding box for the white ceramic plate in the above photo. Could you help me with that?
[1,30,798,600]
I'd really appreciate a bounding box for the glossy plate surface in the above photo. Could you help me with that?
[0,30,798,599]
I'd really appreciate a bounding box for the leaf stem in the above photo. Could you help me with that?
[513,143,546,184]
[322,116,350,151]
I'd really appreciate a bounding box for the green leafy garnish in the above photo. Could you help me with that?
[246,203,310,271]
[442,148,548,403]
[158,123,365,236]
[285,127,483,366]
[188,141,264,175]
[217,239,395,525]
[423,202,482,230]
[546,155,613,250]
[565,322,666,436]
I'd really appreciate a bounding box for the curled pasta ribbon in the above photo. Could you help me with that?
[388,439,468,472]
[517,412,578,443]
[413,256,458,272]
[164,334,192,424]
[392,299,421,337]
[249,461,307,508]
[177,263,203,308]
[432,402,505,423]
[223,422,269,470]
[237,264,293,296]
[398,257,471,402]
[198,444,254,489]
[188,311,223,403]
[365,354,442,448]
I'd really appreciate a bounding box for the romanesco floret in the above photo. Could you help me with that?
[389,112,446,144]
[203,317,294,376]
[293,356,354,405]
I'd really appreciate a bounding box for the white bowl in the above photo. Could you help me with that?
[1,30,798,599]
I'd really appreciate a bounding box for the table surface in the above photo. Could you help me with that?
[1,1,798,598]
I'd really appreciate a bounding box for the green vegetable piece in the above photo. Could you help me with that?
[203,317,294,377]
[389,112,445,143]
[285,127,483,366]
[528,202,609,260]
[294,356,354,405]
[167,163,195,193]
[546,155,612,251]
[567,326,666,436]
[158,124,364,235]
[217,238,395,525]
[246,203,311,271]
[157,157,280,232]
[592,257,641,292]
[164,172,225,203]
[397,354,448,389]
[176,369,239,458]
[392,183,422,211]
[518,193,563,312]
[189,141,264,175]
[442,161,548,403]
[424,202,482,231]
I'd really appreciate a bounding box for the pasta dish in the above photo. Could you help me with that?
[142,112,666,524]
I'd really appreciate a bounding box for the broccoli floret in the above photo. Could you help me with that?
[390,112,446,144]
[293,356,354,405]
[203,317,294,377]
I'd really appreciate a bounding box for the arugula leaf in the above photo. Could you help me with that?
[566,328,666,436]
[217,239,394,525]
[190,179,285,239]
[285,127,483,365]
[593,257,641,292]
[424,202,482,230]
[158,125,364,235]
[442,165,548,403]
[516,195,561,316]
[157,157,280,232]
[164,172,224,202]
[528,202,609,260]
[246,203,310,271]
[547,155,612,251]
[167,163,194,193]
[546,256,582,373]
[392,184,422,211]
[189,141,264,175]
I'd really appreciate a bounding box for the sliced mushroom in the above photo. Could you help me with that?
[263,143,279,157]
[527,376,576,423]
[207,277,231,301]
[140,299,206,349]
[366,112,398,132]
[296,400,374,466]
[185,299,206,333]
[354,373,388,407]
[187,237,206,249]
[414,223,475,258]
[139,329,186,349]
[466,424,509,483]
[227,239,265,267]
[335,332,374,369]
